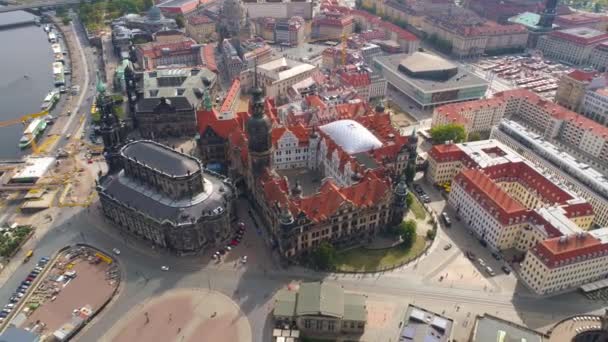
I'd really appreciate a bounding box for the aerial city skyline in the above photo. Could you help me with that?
[0,0,607,340]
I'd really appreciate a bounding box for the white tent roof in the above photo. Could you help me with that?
[320,119,383,154]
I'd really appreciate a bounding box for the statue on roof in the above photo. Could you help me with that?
[203,87,213,111]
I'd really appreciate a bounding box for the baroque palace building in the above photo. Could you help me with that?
[95,79,237,255]
[205,74,417,259]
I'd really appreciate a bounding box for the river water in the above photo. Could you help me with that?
[0,10,54,159]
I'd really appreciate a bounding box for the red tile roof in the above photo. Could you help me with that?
[566,69,598,82]
[482,162,575,206]
[428,144,466,163]
[495,88,608,138]
[454,168,527,225]
[196,108,240,139]
[137,37,197,58]
[549,29,608,45]
[220,79,241,113]
[202,44,217,73]
[532,234,608,269]
[187,15,214,25]
[271,124,310,147]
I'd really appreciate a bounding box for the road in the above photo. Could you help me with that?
[0,18,603,342]
[0,190,604,341]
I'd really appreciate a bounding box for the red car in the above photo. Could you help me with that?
[230,239,239,246]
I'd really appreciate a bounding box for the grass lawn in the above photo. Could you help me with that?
[410,197,427,220]
[333,237,426,272]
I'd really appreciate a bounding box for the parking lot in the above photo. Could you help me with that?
[1,246,119,338]
[470,53,577,100]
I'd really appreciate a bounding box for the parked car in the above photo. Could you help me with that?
[485,266,495,276]
[441,212,451,227]
[465,251,475,260]
[501,266,511,274]
[112,248,121,255]
[491,252,501,260]
[160,265,169,271]
[443,243,452,250]
[478,258,486,267]
[0,312,7,318]
[240,256,248,264]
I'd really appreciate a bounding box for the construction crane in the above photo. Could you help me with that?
[341,33,347,66]
[0,110,49,154]
[0,110,48,128]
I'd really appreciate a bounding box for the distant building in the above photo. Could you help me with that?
[432,97,505,137]
[274,17,305,47]
[555,13,608,32]
[112,6,177,35]
[242,0,313,20]
[186,15,216,43]
[157,0,212,16]
[253,57,318,100]
[135,36,204,70]
[582,87,608,127]
[273,282,367,337]
[494,88,608,168]
[537,27,608,66]
[555,69,600,112]
[134,68,216,138]
[374,52,488,109]
[590,43,608,72]
[312,11,354,41]
[397,305,453,342]
[221,39,244,80]
[419,5,528,58]
[97,140,236,254]
[470,314,546,342]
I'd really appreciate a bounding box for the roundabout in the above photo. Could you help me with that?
[101,288,252,342]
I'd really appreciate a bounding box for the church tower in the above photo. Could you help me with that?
[97,74,125,173]
[124,62,138,127]
[246,69,272,178]
[390,175,409,227]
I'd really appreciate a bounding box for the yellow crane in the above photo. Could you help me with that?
[0,110,49,154]
[0,110,48,128]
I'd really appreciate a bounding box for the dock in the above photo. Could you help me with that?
[0,18,37,30]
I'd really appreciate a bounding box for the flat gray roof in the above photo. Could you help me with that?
[375,54,487,93]
[472,315,544,342]
[399,52,457,74]
[99,170,232,225]
[121,140,199,176]
[399,305,453,342]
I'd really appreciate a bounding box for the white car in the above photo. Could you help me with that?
[240,256,248,264]
[160,266,169,271]
[112,248,121,255]
[225,246,232,251]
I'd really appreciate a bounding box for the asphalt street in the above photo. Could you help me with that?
[0,19,603,342]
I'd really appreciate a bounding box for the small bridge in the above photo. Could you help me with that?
[0,0,80,13]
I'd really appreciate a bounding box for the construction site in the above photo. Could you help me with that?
[1,245,119,340]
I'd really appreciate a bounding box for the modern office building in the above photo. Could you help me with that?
[374,52,488,109]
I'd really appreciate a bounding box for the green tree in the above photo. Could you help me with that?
[406,192,414,208]
[398,220,417,248]
[175,14,185,28]
[62,17,72,25]
[143,0,154,10]
[467,131,481,142]
[426,229,436,240]
[429,123,466,144]
[311,241,336,270]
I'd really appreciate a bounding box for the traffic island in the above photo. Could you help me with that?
[332,237,427,273]
[103,288,252,342]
